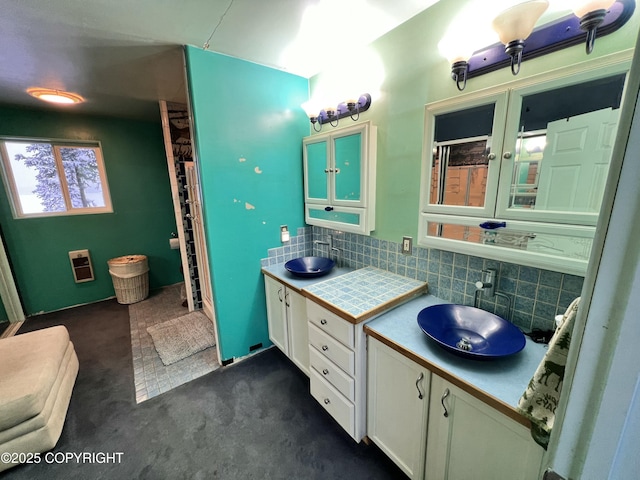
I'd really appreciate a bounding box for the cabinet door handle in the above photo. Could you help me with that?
[324,168,330,173]
[322,369,329,375]
[415,372,424,399]
[324,206,334,211]
[441,388,450,418]
[487,152,496,161]
[503,151,512,159]
[334,168,340,174]
[322,345,328,351]
[285,292,290,307]
[277,287,283,303]
[324,398,331,405]
[320,319,327,325]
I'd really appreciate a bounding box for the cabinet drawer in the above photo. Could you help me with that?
[308,323,355,376]
[310,369,355,437]
[310,346,355,401]
[307,301,354,348]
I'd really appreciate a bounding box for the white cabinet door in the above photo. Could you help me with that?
[286,288,309,376]
[265,276,310,376]
[265,275,289,355]
[367,337,430,480]
[425,375,543,480]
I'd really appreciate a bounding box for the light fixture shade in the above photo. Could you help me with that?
[438,36,475,64]
[573,0,616,18]
[492,0,550,45]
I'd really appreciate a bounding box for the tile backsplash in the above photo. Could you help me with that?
[261,226,584,333]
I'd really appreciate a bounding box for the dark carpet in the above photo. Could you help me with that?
[5,299,406,479]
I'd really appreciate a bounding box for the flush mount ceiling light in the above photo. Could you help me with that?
[27,88,84,104]
[440,0,634,91]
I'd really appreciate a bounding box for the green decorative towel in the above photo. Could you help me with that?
[517,297,580,449]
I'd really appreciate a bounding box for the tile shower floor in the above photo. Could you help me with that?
[129,283,220,403]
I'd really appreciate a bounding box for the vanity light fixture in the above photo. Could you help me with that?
[441,0,633,91]
[492,0,549,76]
[574,0,617,54]
[303,94,372,131]
[27,87,84,104]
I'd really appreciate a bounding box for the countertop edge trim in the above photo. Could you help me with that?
[302,285,428,324]
[363,326,532,429]
[261,268,304,294]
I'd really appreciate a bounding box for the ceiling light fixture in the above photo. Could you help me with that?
[27,88,84,104]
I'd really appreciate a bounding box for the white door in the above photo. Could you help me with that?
[185,164,214,318]
[536,108,619,216]
[367,337,429,480]
[286,289,309,376]
[264,276,289,355]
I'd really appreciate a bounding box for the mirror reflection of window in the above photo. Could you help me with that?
[432,103,495,209]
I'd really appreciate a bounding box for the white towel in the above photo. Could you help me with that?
[517,297,580,449]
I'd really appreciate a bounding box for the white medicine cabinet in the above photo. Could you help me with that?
[303,121,377,234]
[418,53,631,275]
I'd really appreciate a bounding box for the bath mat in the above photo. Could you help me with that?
[147,311,216,366]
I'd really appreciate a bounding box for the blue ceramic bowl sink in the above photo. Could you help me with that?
[417,304,525,359]
[284,256,335,278]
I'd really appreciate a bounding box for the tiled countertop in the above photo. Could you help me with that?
[303,267,427,323]
[261,264,353,292]
[364,294,547,425]
[262,264,428,324]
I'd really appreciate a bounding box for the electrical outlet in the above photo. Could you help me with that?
[402,236,413,255]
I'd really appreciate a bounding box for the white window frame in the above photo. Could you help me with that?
[0,137,113,218]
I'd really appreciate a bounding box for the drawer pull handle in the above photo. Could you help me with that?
[324,398,331,405]
[322,345,328,351]
[320,319,327,325]
[415,372,424,399]
[441,388,450,418]
[322,369,329,375]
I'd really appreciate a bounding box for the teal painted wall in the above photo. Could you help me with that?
[0,106,183,315]
[310,0,640,243]
[185,46,309,361]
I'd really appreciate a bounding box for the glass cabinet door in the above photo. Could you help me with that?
[303,137,329,203]
[497,71,627,226]
[332,130,363,204]
[422,92,508,218]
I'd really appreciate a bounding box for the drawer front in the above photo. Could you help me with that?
[310,369,355,437]
[309,345,355,401]
[308,323,355,376]
[307,301,354,348]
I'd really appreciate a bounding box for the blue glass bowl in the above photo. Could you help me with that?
[417,304,526,359]
[284,256,335,278]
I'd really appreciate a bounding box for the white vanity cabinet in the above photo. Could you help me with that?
[264,275,309,376]
[425,375,543,480]
[366,336,544,480]
[303,121,377,234]
[367,337,430,480]
[307,299,368,441]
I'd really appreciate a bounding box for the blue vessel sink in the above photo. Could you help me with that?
[417,304,525,359]
[284,256,335,278]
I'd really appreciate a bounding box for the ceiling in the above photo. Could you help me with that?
[0,0,438,121]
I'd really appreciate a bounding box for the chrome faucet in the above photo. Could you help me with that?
[474,268,513,321]
[314,234,341,267]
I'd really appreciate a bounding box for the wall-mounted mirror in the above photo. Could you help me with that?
[419,54,631,275]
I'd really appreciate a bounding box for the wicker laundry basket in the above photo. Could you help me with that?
[107,255,149,304]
